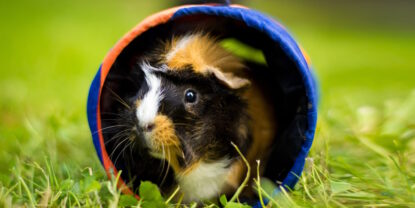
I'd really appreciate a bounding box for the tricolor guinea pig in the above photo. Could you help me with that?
[115,32,276,202]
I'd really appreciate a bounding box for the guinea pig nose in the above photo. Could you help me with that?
[142,123,155,132]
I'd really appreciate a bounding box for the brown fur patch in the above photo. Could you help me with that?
[226,160,245,189]
[162,33,251,89]
[150,114,184,174]
[225,73,277,196]
[152,114,180,148]
[164,34,244,75]
[245,83,276,164]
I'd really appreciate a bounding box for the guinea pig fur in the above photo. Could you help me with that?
[117,33,276,202]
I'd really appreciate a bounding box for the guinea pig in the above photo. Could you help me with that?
[113,32,276,202]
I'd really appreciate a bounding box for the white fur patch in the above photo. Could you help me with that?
[136,62,163,128]
[165,35,195,61]
[177,159,232,202]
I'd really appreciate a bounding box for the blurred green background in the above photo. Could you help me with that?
[0,0,414,207]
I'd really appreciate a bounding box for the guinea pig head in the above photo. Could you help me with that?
[133,33,252,177]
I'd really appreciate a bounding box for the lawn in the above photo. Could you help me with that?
[0,0,414,207]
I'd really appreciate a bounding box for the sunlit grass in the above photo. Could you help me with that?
[1,91,414,207]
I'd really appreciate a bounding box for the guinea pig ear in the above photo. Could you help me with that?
[209,68,251,90]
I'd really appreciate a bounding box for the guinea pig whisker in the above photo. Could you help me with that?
[109,137,130,160]
[173,123,192,127]
[101,112,128,117]
[105,86,131,110]
[128,140,136,165]
[159,103,165,114]
[157,144,165,174]
[161,144,166,171]
[104,129,133,145]
[160,144,169,186]
[113,144,127,167]
[105,134,129,148]
[101,118,134,123]
[94,124,130,135]
[161,162,170,186]
[161,148,172,186]
[114,139,132,167]
[165,106,179,118]
[100,112,134,122]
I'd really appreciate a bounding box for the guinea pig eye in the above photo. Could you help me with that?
[184,89,197,103]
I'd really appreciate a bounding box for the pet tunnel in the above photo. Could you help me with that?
[87,2,318,206]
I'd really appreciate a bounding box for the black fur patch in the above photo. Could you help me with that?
[156,69,252,166]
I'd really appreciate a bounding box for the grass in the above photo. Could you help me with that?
[0,0,414,207]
